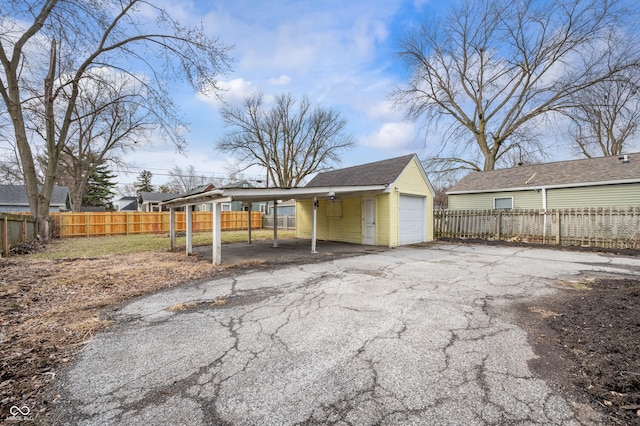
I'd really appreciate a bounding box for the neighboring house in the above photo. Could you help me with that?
[114,196,138,212]
[222,180,264,212]
[196,181,263,212]
[0,184,72,213]
[447,153,640,210]
[268,199,296,216]
[296,154,435,246]
[79,206,108,212]
[139,192,182,212]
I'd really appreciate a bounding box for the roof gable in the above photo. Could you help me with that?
[139,192,183,203]
[223,180,254,189]
[306,154,417,187]
[0,184,70,207]
[183,184,216,196]
[449,154,640,193]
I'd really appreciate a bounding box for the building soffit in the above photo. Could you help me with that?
[160,185,390,209]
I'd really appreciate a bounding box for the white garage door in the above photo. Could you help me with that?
[399,195,426,245]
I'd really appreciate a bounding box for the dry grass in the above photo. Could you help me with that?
[555,278,594,291]
[36,229,295,259]
[0,231,296,422]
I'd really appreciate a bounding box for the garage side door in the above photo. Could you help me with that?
[399,195,426,245]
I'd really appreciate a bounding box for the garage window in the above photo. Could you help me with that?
[493,197,513,210]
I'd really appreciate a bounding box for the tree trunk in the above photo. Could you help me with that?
[71,162,88,212]
[36,39,60,238]
[483,155,496,171]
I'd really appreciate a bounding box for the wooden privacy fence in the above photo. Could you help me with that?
[1,213,37,257]
[50,211,262,238]
[435,207,640,249]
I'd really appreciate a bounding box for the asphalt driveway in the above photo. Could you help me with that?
[47,243,640,425]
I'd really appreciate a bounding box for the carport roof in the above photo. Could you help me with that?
[161,184,390,208]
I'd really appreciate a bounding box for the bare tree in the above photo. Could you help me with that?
[165,165,209,193]
[395,0,640,173]
[54,73,153,211]
[217,93,354,187]
[0,1,230,236]
[0,144,24,184]
[566,76,640,158]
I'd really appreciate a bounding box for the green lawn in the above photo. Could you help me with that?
[36,229,296,259]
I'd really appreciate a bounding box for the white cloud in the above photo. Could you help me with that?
[365,99,404,121]
[118,0,422,178]
[196,78,258,107]
[351,18,389,58]
[268,75,292,86]
[360,121,416,150]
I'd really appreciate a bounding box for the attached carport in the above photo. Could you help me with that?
[161,185,389,265]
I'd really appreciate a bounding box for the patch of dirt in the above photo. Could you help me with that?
[0,250,224,423]
[516,278,640,425]
[0,243,371,423]
[2,239,639,424]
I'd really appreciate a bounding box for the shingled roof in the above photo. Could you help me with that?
[0,184,71,209]
[139,191,182,203]
[448,153,640,194]
[306,154,417,187]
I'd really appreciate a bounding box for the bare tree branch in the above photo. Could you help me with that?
[0,0,230,235]
[217,93,354,187]
[394,0,640,172]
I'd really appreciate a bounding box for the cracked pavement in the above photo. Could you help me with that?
[47,244,640,425]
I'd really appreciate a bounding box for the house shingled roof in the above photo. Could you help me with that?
[448,154,640,193]
[306,154,417,187]
[0,184,70,208]
[139,192,182,203]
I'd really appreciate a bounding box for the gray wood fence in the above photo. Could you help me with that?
[435,208,640,249]
[262,215,296,230]
[1,213,37,257]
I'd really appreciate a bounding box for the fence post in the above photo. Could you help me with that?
[22,216,27,242]
[1,215,8,257]
[106,212,112,236]
[496,210,501,240]
[555,211,561,245]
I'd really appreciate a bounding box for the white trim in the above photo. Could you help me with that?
[161,185,389,208]
[493,196,514,210]
[312,197,318,253]
[388,155,437,197]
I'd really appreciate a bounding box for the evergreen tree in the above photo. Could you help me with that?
[83,164,117,209]
[135,170,155,196]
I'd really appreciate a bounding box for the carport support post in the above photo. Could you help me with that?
[311,196,318,253]
[169,208,176,250]
[212,202,221,265]
[272,200,278,248]
[186,204,193,255]
[247,205,252,244]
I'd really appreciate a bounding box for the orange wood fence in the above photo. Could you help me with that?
[49,211,262,238]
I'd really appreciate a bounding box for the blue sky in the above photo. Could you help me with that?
[121,0,445,188]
